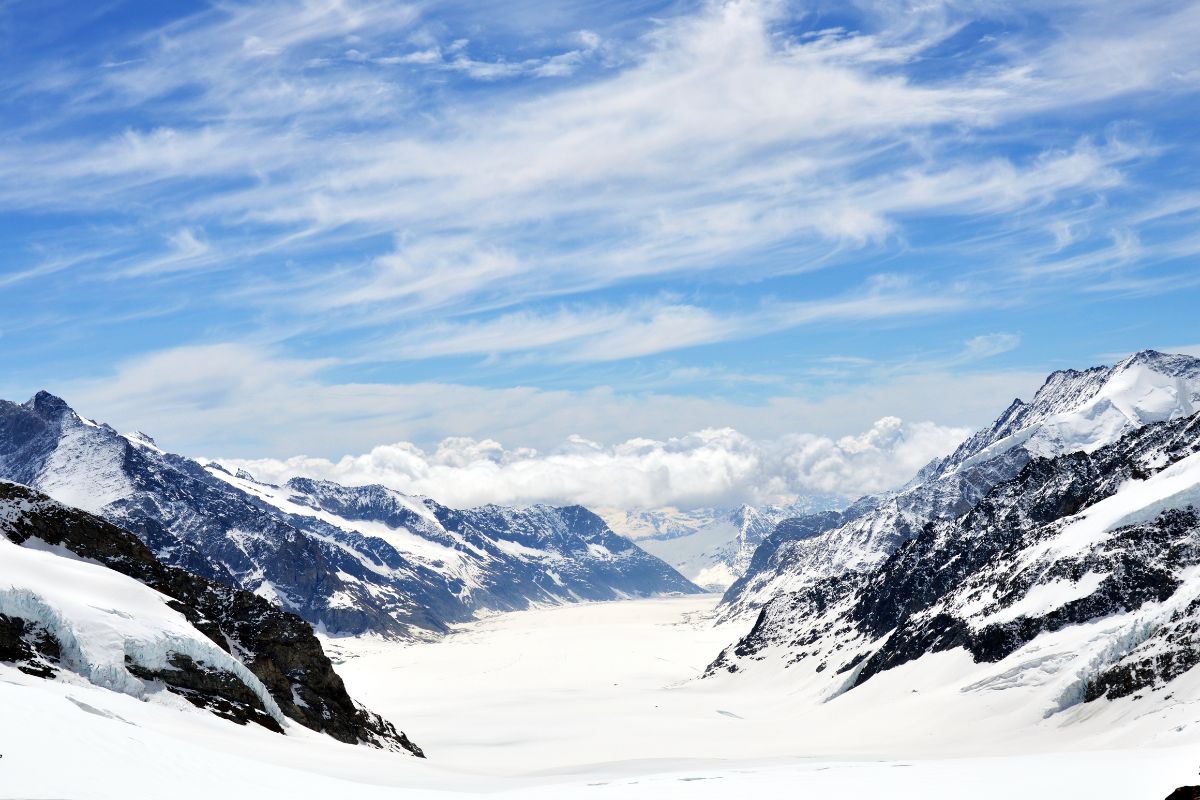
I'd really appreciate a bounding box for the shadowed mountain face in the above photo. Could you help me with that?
[0,393,698,638]
[0,480,422,755]
[722,350,1200,618]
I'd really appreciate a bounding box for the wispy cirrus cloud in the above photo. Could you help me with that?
[373,275,968,363]
[3,0,1186,297]
[47,341,1045,459]
[2,0,1198,463]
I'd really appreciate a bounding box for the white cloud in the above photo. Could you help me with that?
[389,302,738,362]
[217,417,969,510]
[959,333,1021,362]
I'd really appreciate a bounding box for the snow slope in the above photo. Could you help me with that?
[0,480,422,750]
[712,409,1200,734]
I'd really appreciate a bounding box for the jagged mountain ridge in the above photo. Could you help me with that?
[722,350,1200,616]
[0,480,421,754]
[922,349,1200,484]
[232,471,701,612]
[0,393,698,637]
[708,408,1200,719]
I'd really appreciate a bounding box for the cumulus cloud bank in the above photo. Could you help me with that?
[217,417,968,510]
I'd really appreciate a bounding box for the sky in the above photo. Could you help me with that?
[2,0,1199,509]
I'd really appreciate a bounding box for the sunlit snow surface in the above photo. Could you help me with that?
[2,594,1198,798]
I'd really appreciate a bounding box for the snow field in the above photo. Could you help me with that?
[2,593,1199,798]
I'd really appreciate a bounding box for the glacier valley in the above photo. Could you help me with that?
[3,350,1200,798]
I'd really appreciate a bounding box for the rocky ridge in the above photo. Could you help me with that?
[722,350,1200,617]
[709,409,1200,715]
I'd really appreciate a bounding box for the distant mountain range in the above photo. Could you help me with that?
[0,392,698,638]
[710,350,1200,720]
[0,479,421,754]
[602,498,844,590]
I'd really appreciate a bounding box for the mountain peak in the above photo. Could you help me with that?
[1114,349,1200,376]
[124,430,159,449]
[23,390,73,418]
[1121,347,1170,362]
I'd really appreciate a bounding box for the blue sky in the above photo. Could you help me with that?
[1,0,1198,506]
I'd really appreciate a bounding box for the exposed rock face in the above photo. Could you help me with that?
[0,481,422,755]
[0,393,698,637]
[722,350,1200,617]
[1165,787,1200,800]
[709,410,1200,713]
[126,652,285,733]
[0,613,61,679]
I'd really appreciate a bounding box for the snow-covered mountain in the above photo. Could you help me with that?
[0,479,421,754]
[603,498,843,590]
[0,392,698,637]
[708,406,1200,723]
[722,350,1200,615]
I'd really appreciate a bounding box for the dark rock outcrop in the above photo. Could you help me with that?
[126,653,285,733]
[0,614,61,679]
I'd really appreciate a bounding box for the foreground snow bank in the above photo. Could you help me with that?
[0,536,286,726]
